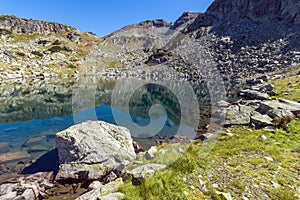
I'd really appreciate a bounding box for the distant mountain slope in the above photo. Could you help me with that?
[0,14,72,34]
[1,0,300,83]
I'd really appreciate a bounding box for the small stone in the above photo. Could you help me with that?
[242,196,250,200]
[198,179,205,185]
[264,156,274,162]
[158,149,167,155]
[271,181,280,188]
[213,183,219,188]
[88,181,102,190]
[224,132,234,137]
[216,191,233,200]
[145,146,158,160]
[190,185,195,190]
[178,148,185,153]
[22,189,36,200]
[217,100,230,107]
[261,134,267,140]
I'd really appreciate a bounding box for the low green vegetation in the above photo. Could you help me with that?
[31,50,43,57]
[119,120,300,199]
[15,51,25,57]
[271,75,300,102]
[37,39,48,45]
[48,45,71,53]
[268,65,300,102]
[0,28,12,35]
[52,40,61,45]
[66,63,77,69]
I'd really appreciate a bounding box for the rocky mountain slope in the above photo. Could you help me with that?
[0,14,101,81]
[1,0,300,83]
[85,0,300,82]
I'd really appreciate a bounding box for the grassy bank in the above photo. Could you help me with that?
[119,121,300,199]
[118,73,300,200]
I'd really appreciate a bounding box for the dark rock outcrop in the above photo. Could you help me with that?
[170,12,200,30]
[186,0,300,34]
[0,14,72,34]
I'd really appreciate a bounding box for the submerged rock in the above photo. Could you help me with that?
[55,121,136,181]
[0,151,30,163]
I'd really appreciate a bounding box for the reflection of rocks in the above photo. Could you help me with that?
[55,121,136,181]
[0,78,74,124]
[0,77,114,124]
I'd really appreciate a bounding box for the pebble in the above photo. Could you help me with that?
[261,134,267,140]
[264,156,274,162]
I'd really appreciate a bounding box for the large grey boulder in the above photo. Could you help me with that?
[223,105,253,126]
[239,89,271,100]
[267,108,295,119]
[55,121,136,181]
[259,99,300,116]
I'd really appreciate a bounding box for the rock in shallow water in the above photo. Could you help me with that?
[0,151,31,164]
[55,120,136,181]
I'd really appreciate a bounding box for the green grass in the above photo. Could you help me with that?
[0,28,12,35]
[48,45,71,53]
[31,51,43,57]
[119,120,300,199]
[15,51,25,57]
[269,65,300,102]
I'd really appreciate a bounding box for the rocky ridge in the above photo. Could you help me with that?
[0,14,71,34]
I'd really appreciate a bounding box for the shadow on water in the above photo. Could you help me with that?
[21,149,59,175]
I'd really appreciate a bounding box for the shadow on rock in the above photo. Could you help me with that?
[21,149,59,175]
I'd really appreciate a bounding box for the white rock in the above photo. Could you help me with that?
[55,121,136,181]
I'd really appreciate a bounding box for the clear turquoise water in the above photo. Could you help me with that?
[0,77,218,174]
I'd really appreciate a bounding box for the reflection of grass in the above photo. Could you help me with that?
[119,120,300,199]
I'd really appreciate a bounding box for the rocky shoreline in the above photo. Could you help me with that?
[0,71,299,199]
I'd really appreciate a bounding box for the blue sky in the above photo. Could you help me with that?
[0,0,213,36]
